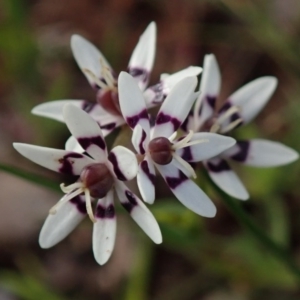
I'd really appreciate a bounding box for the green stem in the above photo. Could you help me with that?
[0,163,60,192]
[206,174,300,278]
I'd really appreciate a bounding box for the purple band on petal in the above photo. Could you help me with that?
[197,95,216,117]
[207,159,230,172]
[108,152,126,181]
[218,101,243,126]
[230,140,250,162]
[122,190,138,213]
[59,153,84,175]
[126,109,148,129]
[95,204,115,219]
[70,196,87,214]
[128,67,150,84]
[156,112,181,131]
[139,130,147,155]
[166,170,187,189]
[82,101,96,113]
[141,160,155,184]
[101,122,116,130]
[181,146,193,162]
[78,136,106,151]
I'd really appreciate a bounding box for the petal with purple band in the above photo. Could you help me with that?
[143,66,202,107]
[115,181,162,244]
[63,104,107,162]
[93,190,117,265]
[176,132,236,162]
[193,54,221,130]
[156,164,216,217]
[205,158,249,200]
[223,139,299,167]
[137,157,156,204]
[108,146,138,181]
[128,22,156,90]
[71,34,112,89]
[118,72,150,133]
[32,100,83,123]
[39,196,86,248]
[13,143,93,175]
[152,76,198,139]
[131,124,148,155]
[222,76,278,125]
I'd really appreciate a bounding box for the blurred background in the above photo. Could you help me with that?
[1,0,300,299]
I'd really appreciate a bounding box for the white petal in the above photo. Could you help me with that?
[223,139,299,167]
[71,34,112,89]
[108,146,138,181]
[225,76,278,125]
[118,72,150,133]
[193,54,221,130]
[204,158,249,200]
[65,136,85,153]
[137,157,156,204]
[115,181,162,244]
[176,132,236,162]
[13,143,94,175]
[143,66,202,107]
[128,22,156,90]
[39,196,86,248]
[131,124,149,154]
[93,190,116,265]
[156,163,216,217]
[63,104,107,162]
[152,76,198,139]
[31,100,83,123]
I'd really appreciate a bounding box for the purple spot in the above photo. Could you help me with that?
[70,196,86,214]
[128,67,149,83]
[122,190,138,213]
[181,146,193,162]
[58,153,84,175]
[78,136,106,151]
[230,140,250,162]
[101,122,116,130]
[126,109,148,129]
[207,159,231,172]
[139,130,147,155]
[95,204,115,219]
[166,170,187,189]
[108,152,126,181]
[206,95,216,109]
[141,160,155,184]
[156,112,181,132]
[82,101,96,113]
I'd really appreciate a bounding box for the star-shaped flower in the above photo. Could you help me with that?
[188,54,299,200]
[31,22,202,146]
[13,104,162,265]
[118,72,236,217]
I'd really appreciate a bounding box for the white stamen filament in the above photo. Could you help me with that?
[172,152,197,179]
[172,130,209,150]
[60,182,83,193]
[84,189,96,223]
[83,68,107,89]
[216,105,240,125]
[168,131,177,142]
[99,58,115,88]
[220,118,243,133]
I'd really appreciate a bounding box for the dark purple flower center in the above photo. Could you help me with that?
[97,89,121,116]
[80,163,114,198]
[148,137,173,165]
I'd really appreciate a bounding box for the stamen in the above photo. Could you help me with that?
[60,182,83,193]
[216,105,240,125]
[49,187,84,214]
[172,152,197,179]
[168,131,177,142]
[210,123,220,133]
[100,58,115,88]
[172,130,209,150]
[84,189,97,223]
[220,118,243,133]
[82,68,107,89]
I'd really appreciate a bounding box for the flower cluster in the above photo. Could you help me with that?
[13,23,298,265]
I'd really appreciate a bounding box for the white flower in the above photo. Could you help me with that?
[31,22,202,143]
[13,104,162,265]
[188,54,299,200]
[118,72,236,217]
